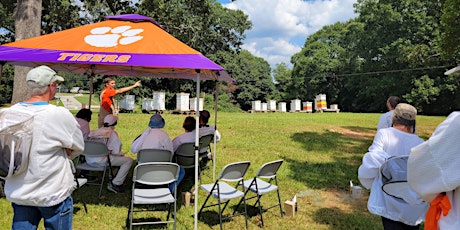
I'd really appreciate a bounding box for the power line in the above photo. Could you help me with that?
[334,66,448,77]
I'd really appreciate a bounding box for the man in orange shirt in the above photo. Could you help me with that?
[98,77,141,127]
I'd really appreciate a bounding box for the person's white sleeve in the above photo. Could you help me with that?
[408,112,460,202]
[215,129,221,142]
[368,129,386,153]
[358,149,390,189]
[130,129,149,153]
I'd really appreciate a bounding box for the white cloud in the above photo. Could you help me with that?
[222,0,357,69]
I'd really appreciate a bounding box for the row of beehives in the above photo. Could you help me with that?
[118,92,204,112]
[251,94,339,112]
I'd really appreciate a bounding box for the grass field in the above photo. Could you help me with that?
[0,111,447,229]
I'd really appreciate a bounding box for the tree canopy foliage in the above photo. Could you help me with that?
[289,0,459,115]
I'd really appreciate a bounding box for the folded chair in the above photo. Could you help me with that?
[236,159,284,227]
[75,141,112,198]
[128,162,180,230]
[198,161,251,230]
[137,148,173,164]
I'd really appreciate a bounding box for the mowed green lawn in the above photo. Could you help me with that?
[0,111,447,230]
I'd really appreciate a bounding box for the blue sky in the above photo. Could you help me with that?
[218,0,358,69]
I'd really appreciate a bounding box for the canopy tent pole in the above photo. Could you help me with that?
[89,74,93,109]
[88,65,96,109]
[213,79,219,181]
[0,63,4,85]
[194,70,201,230]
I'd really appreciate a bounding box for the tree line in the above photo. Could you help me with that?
[275,0,460,115]
[1,0,460,115]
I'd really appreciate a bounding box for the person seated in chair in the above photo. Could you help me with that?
[172,116,196,152]
[198,110,221,164]
[131,114,184,191]
[75,108,92,140]
[86,114,133,193]
[131,113,173,153]
[75,108,96,180]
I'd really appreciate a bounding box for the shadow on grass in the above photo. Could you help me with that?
[287,127,373,190]
[313,207,382,230]
[197,203,256,228]
[72,165,201,215]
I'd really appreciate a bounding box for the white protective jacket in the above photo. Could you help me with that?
[408,112,460,230]
[5,103,84,207]
[358,127,428,225]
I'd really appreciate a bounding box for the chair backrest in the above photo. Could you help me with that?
[138,149,173,163]
[219,161,251,182]
[174,142,196,168]
[256,159,284,179]
[87,136,108,145]
[199,134,214,152]
[133,162,180,186]
[82,141,110,157]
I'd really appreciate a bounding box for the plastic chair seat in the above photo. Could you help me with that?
[76,163,107,171]
[242,178,278,195]
[133,188,175,204]
[200,182,245,202]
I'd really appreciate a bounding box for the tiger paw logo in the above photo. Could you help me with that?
[84,26,144,47]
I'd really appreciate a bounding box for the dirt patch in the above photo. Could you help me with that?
[328,127,375,140]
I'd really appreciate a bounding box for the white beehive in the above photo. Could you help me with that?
[120,95,135,111]
[152,92,166,111]
[290,99,301,111]
[176,93,190,111]
[261,103,267,111]
[278,102,287,112]
[189,97,204,111]
[268,100,277,111]
[142,99,154,111]
[252,100,261,111]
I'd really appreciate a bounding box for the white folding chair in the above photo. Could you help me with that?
[70,159,88,213]
[174,142,196,169]
[199,134,214,157]
[198,161,251,230]
[137,148,173,164]
[75,141,112,198]
[236,159,284,227]
[128,162,180,230]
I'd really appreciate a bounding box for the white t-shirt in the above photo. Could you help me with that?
[377,110,394,130]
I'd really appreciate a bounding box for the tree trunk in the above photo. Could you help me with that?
[11,0,42,104]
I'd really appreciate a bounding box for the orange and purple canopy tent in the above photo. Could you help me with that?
[0,14,230,229]
[0,14,233,81]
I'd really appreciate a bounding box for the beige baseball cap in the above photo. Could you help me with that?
[26,65,64,87]
[393,103,417,121]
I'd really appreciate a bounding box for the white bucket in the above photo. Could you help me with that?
[351,186,363,199]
